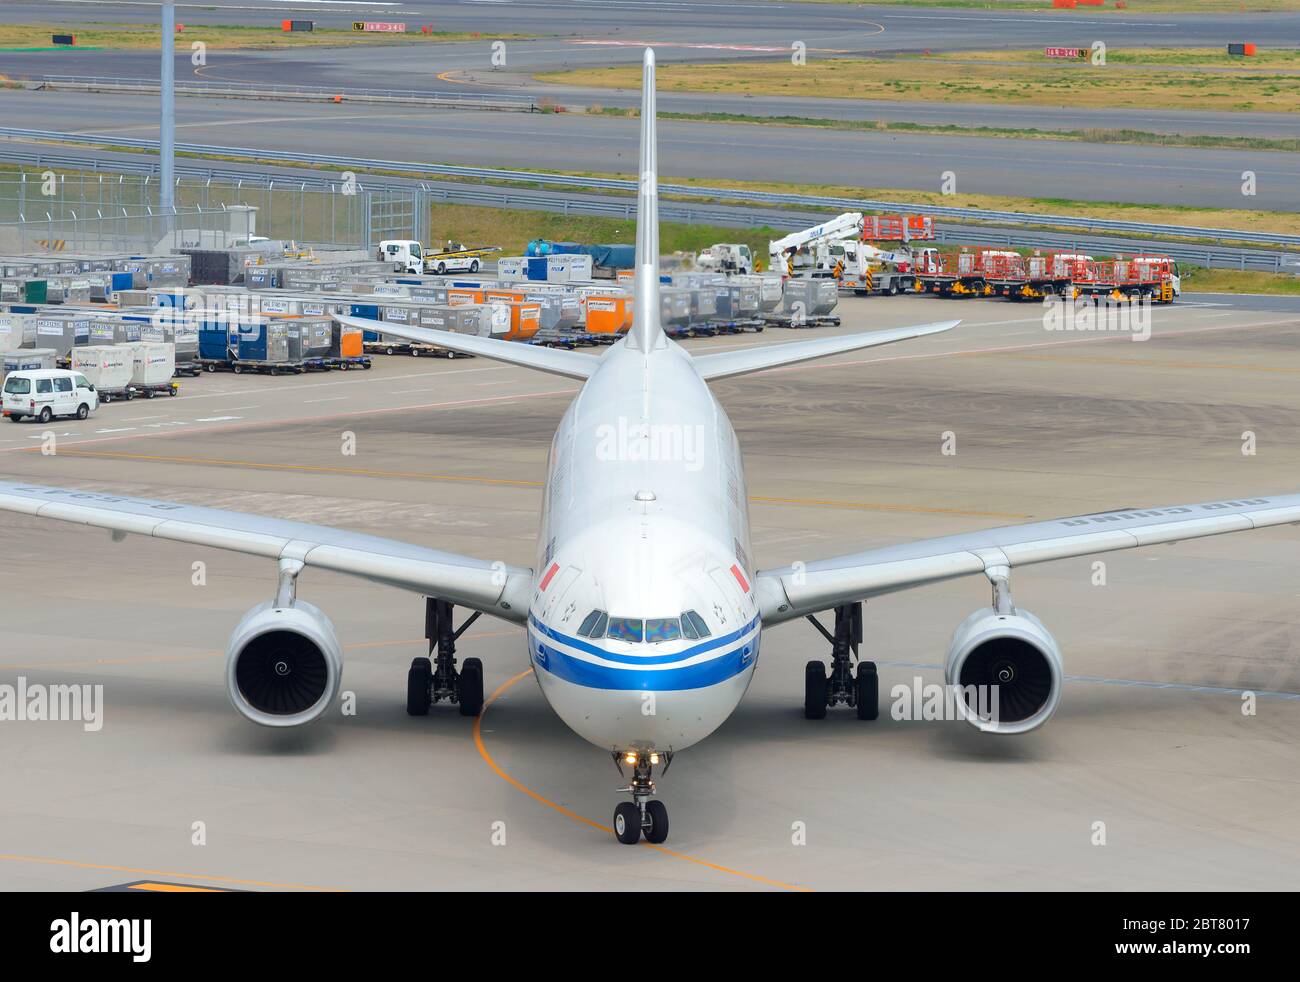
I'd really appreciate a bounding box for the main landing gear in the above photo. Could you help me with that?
[804,602,878,720]
[407,597,485,717]
[611,749,673,845]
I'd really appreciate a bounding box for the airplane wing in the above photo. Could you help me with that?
[0,480,533,622]
[335,315,600,381]
[755,494,1300,625]
[692,320,959,381]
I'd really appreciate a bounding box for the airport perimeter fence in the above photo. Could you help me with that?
[0,169,409,253]
[0,160,1293,275]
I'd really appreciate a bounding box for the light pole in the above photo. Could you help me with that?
[160,1,175,244]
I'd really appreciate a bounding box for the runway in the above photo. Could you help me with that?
[3,293,1300,890]
[5,88,1298,211]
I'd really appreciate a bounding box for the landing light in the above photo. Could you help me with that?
[649,753,659,765]
[624,752,637,765]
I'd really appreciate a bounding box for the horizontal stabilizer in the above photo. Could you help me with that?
[692,320,959,381]
[335,315,600,381]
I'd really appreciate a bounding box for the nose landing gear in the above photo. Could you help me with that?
[611,749,673,845]
[804,602,878,720]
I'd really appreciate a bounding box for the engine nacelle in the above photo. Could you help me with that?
[225,600,343,727]
[944,608,1062,735]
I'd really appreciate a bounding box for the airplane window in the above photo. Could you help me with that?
[577,610,604,637]
[644,618,681,644]
[605,617,643,643]
[685,610,711,638]
[680,612,699,640]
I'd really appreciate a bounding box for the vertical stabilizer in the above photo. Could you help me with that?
[628,48,666,354]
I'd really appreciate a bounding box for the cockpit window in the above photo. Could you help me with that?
[605,617,643,643]
[577,610,608,639]
[644,618,681,644]
[684,610,711,639]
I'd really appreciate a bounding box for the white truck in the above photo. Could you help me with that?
[833,240,941,296]
[378,240,501,276]
[768,212,865,278]
[697,243,754,275]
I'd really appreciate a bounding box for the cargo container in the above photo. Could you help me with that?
[2,348,56,382]
[71,345,134,401]
[88,319,143,346]
[138,317,200,375]
[582,294,633,336]
[34,315,92,358]
[772,278,840,326]
[326,322,371,370]
[658,288,693,330]
[234,320,295,371]
[126,341,176,386]
[285,317,333,364]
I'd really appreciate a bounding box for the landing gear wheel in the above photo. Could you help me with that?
[458,656,484,717]
[804,660,828,720]
[407,656,432,716]
[855,661,879,720]
[643,800,669,844]
[613,802,641,845]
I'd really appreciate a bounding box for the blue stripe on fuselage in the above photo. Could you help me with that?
[528,615,760,691]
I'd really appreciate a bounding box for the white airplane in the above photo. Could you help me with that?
[4,50,1300,847]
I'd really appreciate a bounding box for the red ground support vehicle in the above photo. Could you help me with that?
[990,252,1079,301]
[918,249,1030,297]
[1073,255,1179,303]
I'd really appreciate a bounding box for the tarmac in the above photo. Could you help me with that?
[3,291,1300,890]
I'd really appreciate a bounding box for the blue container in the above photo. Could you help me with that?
[110,271,134,292]
[198,325,232,361]
[348,303,381,342]
[526,257,548,281]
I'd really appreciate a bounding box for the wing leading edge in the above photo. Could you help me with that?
[0,481,532,622]
[755,494,1300,625]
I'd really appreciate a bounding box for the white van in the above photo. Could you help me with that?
[2,369,100,423]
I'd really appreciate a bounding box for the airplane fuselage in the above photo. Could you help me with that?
[527,340,761,753]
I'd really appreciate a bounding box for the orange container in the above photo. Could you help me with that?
[485,288,528,305]
[338,328,363,358]
[583,295,632,334]
[484,299,542,340]
[447,288,485,306]
[505,302,541,341]
[1244,42,1257,56]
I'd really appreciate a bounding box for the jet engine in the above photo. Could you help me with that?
[225,600,343,727]
[944,608,1062,735]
